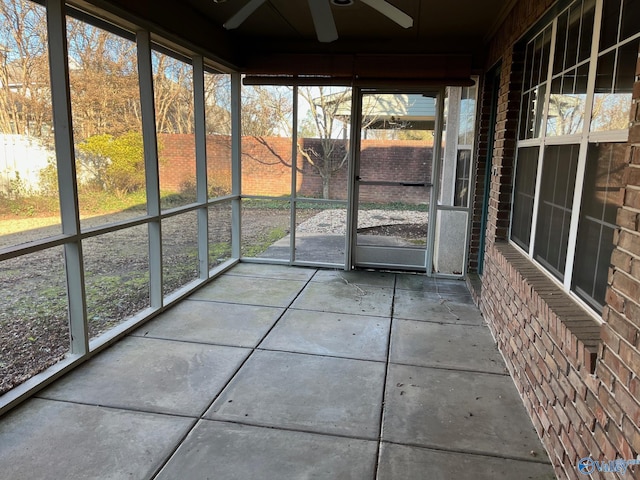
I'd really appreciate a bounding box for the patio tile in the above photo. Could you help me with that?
[132,300,284,348]
[38,336,250,416]
[189,275,307,307]
[393,288,483,324]
[311,269,396,288]
[156,420,377,480]
[225,263,317,281]
[0,398,194,480]
[383,364,548,460]
[396,275,471,295]
[291,281,393,317]
[260,309,390,361]
[206,350,385,439]
[377,443,555,480]
[390,320,506,374]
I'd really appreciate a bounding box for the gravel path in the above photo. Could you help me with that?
[296,209,428,235]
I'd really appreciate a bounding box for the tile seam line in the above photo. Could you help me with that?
[149,267,319,480]
[27,396,200,420]
[389,361,510,376]
[380,439,553,466]
[374,273,397,480]
[254,346,388,364]
[200,417,380,443]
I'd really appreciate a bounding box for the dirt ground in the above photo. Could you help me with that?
[0,206,308,394]
[0,206,425,394]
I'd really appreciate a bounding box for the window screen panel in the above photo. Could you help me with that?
[572,143,626,310]
[533,144,579,279]
[511,147,540,250]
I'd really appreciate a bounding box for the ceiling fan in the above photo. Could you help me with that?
[222,0,414,43]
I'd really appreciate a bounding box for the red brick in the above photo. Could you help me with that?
[618,340,640,382]
[568,367,588,401]
[601,324,621,355]
[625,166,640,186]
[605,309,638,344]
[612,270,640,304]
[606,421,634,459]
[613,383,640,425]
[605,287,627,313]
[616,209,640,231]
[586,391,609,428]
[624,189,640,214]
[598,384,623,427]
[575,396,596,432]
[594,423,617,459]
[632,145,640,165]
[622,416,640,454]
[602,346,631,384]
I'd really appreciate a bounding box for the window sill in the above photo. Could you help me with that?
[494,242,601,373]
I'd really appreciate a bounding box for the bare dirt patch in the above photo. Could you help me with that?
[0,206,305,395]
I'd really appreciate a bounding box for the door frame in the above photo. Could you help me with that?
[346,86,445,273]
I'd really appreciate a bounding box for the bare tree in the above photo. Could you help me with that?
[66,17,141,141]
[152,52,194,134]
[0,0,51,138]
[296,86,352,199]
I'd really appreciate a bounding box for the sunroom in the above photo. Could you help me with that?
[0,0,639,478]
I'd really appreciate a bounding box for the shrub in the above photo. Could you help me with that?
[76,131,145,195]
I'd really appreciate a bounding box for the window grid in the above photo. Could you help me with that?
[511,0,636,316]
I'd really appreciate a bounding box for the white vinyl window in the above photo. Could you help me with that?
[511,0,639,314]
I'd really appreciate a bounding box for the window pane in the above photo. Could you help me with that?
[297,86,352,200]
[0,0,60,249]
[454,149,471,207]
[294,201,346,265]
[208,200,232,269]
[83,225,150,340]
[511,147,539,250]
[533,144,579,279]
[162,211,199,296]
[520,25,551,141]
[600,0,622,50]
[620,0,640,41]
[66,17,145,229]
[205,72,232,198]
[458,85,477,146]
[546,63,588,136]
[573,143,626,310]
[578,0,596,63]
[242,85,293,196]
[591,39,637,131]
[241,199,291,259]
[519,84,547,140]
[153,51,196,210]
[554,9,570,75]
[0,246,68,394]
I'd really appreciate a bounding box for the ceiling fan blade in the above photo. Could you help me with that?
[361,0,413,29]
[224,0,268,29]
[308,0,339,43]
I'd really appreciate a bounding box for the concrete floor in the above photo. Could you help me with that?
[0,264,556,479]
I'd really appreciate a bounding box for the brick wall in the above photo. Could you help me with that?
[475,1,640,479]
[158,133,232,194]
[468,68,499,273]
[159,134,432,203]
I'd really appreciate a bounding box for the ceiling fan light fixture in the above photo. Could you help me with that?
[331,0,355,6]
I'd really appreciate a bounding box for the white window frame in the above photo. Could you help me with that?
[509,0,636,321]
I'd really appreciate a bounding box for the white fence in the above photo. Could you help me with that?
[0,134,53,195]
